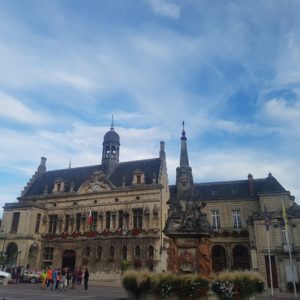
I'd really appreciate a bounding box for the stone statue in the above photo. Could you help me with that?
[198,238,212,277]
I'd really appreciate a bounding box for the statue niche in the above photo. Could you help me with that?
[78,171,113,194]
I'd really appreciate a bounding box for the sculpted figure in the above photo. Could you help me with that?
[198,238,212,277]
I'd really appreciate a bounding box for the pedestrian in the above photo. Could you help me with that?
[76,267,83,287]
[55,270,61,289]
[71,268,76,289]
[51,268,58,290]
[46,266,53,289]
[66,268,71,288]
[60,268,67,291]
[83,268,89,290]
[41,269,47,289]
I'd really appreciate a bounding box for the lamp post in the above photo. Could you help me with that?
[0,224,7,267]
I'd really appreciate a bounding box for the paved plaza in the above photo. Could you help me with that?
[0,280,298,300]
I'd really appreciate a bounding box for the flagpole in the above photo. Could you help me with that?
[264,202,274,297]
[282,198,297,298]
[266,229,274,296]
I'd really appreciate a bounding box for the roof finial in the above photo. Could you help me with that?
[181,120,186,140]
[111,115,114,130]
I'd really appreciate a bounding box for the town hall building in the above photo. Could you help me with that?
[1,123,300,292]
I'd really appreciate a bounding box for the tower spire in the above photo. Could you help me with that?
[180,120,189,167]
[110,115,114,131]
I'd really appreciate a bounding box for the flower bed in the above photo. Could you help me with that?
[122,271,209,299]
[211,271,264,300]
[123,270,264,300]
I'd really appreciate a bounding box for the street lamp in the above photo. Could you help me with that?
[0,222,7,257]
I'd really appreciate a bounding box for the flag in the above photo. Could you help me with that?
[282,200,289,229]
[87,208,93,225]
[264,204,271,231]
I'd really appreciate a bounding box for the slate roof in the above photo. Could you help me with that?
[23,158,162,197]
[169,175,286,204]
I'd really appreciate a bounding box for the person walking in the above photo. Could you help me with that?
[83,268,89,290]
[46,267,53,289]
[76,267,83,288]
[41,269,47,289]
[60,267,67,291]
[51,268,58,290]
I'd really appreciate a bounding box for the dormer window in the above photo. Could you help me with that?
[53,177,64,193]
[132,169,145,185]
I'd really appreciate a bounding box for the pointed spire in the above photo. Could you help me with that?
[181,120,186,141]
[68,157,72,169]
[110,115,114,131]
[180,121,189,168]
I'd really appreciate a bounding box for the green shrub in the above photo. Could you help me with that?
[212,271,264,300]
[122,271,151,299]
[120,259,130,271]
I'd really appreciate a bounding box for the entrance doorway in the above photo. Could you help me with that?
[62,250,76,270]
[265,255,278,288]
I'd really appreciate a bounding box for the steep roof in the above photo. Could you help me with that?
[169,175,286,203]
[23,158,162,197]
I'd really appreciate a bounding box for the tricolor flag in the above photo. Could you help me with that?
[87,208,93,225]
[264,204,271,231]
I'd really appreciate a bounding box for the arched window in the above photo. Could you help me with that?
[6,243,18,266]
[111,146,116,157]
[96,246,102,260]
[212,245,227,272]
[135,245,140,258]
[122,246,127,260]
[232,245,250,270]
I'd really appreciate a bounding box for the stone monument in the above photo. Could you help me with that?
[164,122,212,276]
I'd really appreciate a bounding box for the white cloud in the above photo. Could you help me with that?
[147,0,180,19]
[0,91,52,124]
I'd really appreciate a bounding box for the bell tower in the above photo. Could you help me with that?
[102,117,120,175]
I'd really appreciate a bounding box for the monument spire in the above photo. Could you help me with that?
[180,120,189,168]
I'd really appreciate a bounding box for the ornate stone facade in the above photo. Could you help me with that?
[0,124,170,274]
[1,124,300,292]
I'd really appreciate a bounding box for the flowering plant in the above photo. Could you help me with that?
[212,281,235,300]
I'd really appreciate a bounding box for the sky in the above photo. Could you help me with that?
[0,0,300,217]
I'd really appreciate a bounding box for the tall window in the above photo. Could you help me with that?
[211,210,220,230]
[11,212,20,233]
[135,245,141,258]
[76,213,81,231]
[232,209,242,229]
[35,213,41,234]
[118,211,124,229]
[122,246,127,260]
[136,175,141,184]
[65,214,70,232]
[44,247,54,261]
[96,246,102,260]
[133,208,143,229]
[106,211,111,229]
[92,212,98,230]
[48,215,58,233]
[109,246,115,259]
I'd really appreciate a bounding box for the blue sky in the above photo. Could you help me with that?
[1,0,300,217]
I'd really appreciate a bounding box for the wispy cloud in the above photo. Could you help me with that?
[147,0,180,19]
[0,91,52,124]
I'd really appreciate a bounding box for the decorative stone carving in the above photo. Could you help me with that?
[78,171,113,193]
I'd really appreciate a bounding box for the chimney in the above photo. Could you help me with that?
[159,141,166,160]
[37,157,47,175]
[248,173,254,195]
